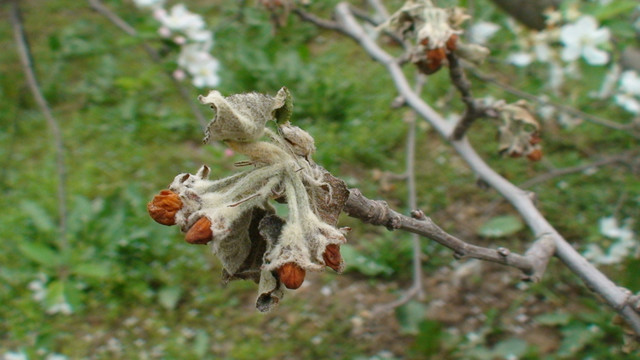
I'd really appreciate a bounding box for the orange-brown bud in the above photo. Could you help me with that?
[147,190,182,226]
[527,148,543,162]
[446,34,458,52]
[323,244,342,272]
[185,217,213,245]
[277,262,306,289]
[425,48,446,74]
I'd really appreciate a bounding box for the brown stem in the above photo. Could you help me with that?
[343,189,536,275]
[520,152,635,189]
[448,52,485,140]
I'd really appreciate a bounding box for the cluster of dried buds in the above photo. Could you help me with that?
[495,100,543,161]
[379,0,489,74]
[147,87,350,311]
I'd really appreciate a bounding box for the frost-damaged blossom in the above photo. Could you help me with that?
[134,1,221,88]
[583,216,638,265]
[378,0,488,74]
[496,100,543,161]
[615,70,640,114]
[148,87,350,312]
[560,15,610,65]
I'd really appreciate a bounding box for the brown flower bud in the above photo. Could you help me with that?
[425,48,446,74]
[527,148,543,162]
[323,244,342,272]
[147,190,182,226]
[277,262,305,289]
[185,217,213,245]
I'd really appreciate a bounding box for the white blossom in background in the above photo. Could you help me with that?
[133,0,164,9]
[155,4,205,33]
[47,301,73,315]
[560,15,610,65]
[531,31,554,63]
[134,1,221,88]
[468,21,500,45]
[505,28,557,72]
[594,64,621,99]
[615,70,640,114]
[45,354,68,360]
[548,62,564,91]
[28,274,47,302]
[507,52,533,67]
[2,352,28,360]
[583,216,638,265]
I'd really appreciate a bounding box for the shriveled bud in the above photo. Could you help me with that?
[426,48,446,73]
[323,244,342,272]
[277,262,305,289]
[147,190,182,226]
[527,149,543,162]
[185,217,213,245]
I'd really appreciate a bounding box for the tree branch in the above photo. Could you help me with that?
[10,0,68,248]
[87,0,209,131]
[447,53,493,140]
[519,152,636,189]
[333,2,640,335]
[343,189,536,275]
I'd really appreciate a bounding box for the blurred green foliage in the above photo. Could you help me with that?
[1,0,639,359]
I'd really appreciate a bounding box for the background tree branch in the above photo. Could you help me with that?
[10,0,68,248]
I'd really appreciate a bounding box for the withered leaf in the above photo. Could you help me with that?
[221,206,274,284]
[309,165,350,226]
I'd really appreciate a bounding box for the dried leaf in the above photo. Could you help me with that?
[497,100,542,159]
[310,165,350,226]
[256,270,283,312]
[199,87,288,143]
[221,206,274,283]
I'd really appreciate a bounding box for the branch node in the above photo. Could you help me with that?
[410,209,426,220]
[497,247,511,257]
